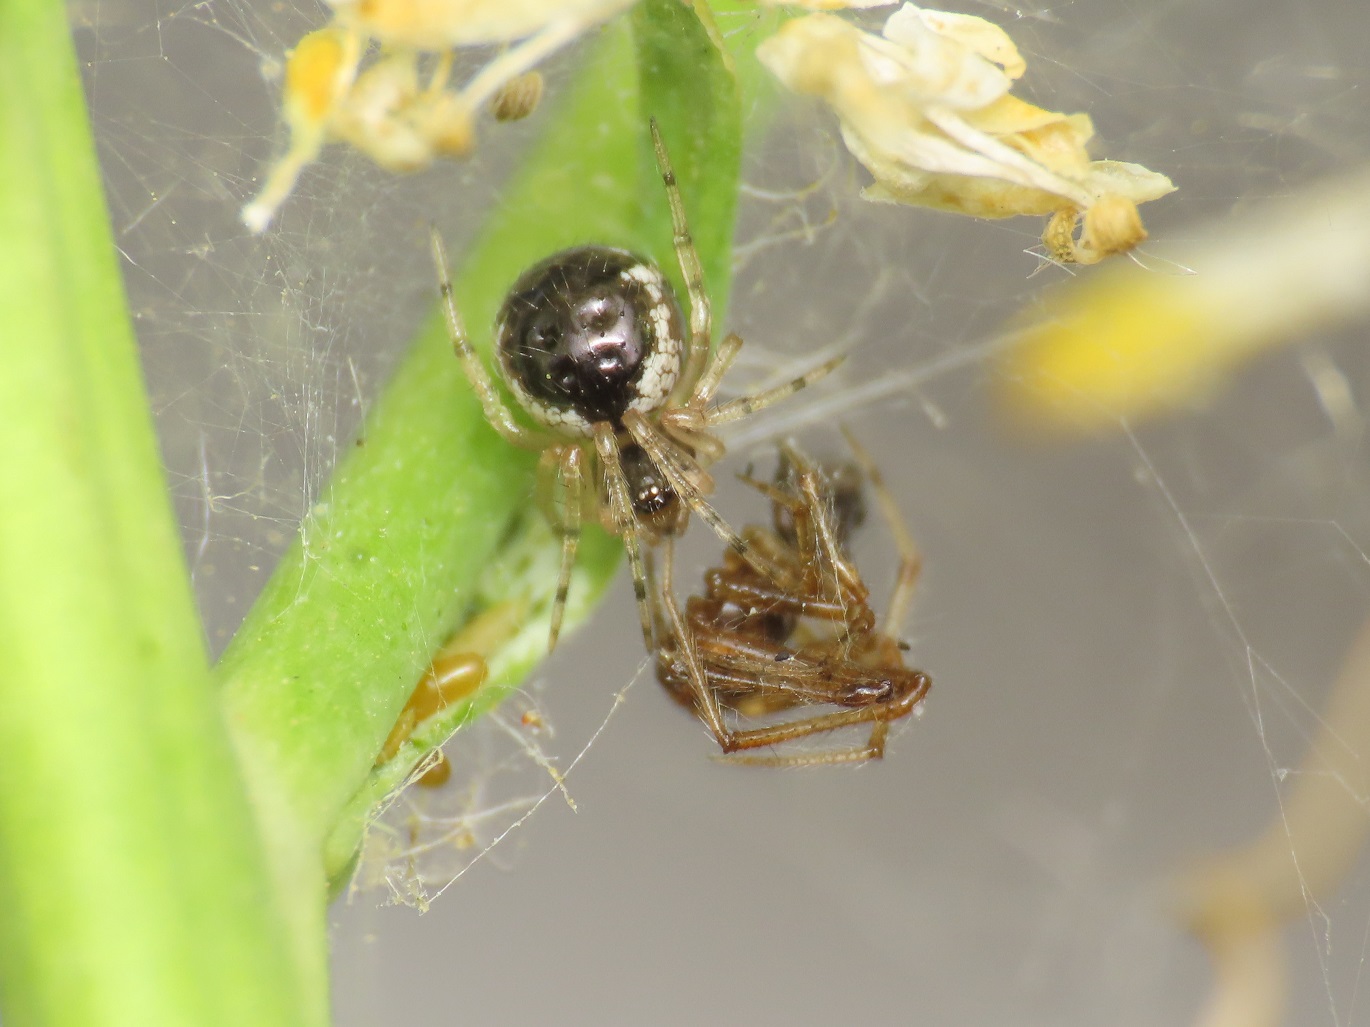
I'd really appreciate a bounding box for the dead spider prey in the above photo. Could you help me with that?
[653,434,930,766]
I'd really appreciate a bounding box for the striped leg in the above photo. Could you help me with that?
[593,425,656,652]
[840,428,922,633]
[657,538,734,750]
[649,118,712,400]
[684,332,742,409]
[717,673,929,768]
[430,226,549,450]
[707,354,845,426]
[545,446,584,652]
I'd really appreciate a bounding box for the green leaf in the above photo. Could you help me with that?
[0,2,308,1024]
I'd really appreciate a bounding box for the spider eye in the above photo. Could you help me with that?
[582,296,622,336]
[526,321,560,351]
[552,362,577,393]
[596,351,627,375]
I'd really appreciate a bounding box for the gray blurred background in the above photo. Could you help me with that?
[78,0,1370,1022]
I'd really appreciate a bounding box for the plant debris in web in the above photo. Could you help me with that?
[242,0,639,232]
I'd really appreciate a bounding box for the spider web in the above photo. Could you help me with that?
[81,0,1370,1022]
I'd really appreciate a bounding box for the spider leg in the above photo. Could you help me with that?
[791,458,866,602]
[685,332,742,409]
[707,354,845,426]
[737,457,868,627]
[622,412,787,586]
[714,674,927,767]
[431,227,551,450]
[544,446,585,652]
[649,118,712,401]
[593,424,657,652]
[658,539,735,750]
[719,721,890,768]
[735,471,802,510]
[841,427,922,633]
[655,412,725,466]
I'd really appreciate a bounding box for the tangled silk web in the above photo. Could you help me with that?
[352,673,641,911]
[82,0,1370,1022]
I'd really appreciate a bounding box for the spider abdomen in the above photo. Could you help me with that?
[495,246,685,436]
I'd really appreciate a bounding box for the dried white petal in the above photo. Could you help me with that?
[883,4,1025,81]
[758,3,1175,261]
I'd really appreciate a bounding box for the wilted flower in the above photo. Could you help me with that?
[757,3,1175,263]
[242,0,639,233]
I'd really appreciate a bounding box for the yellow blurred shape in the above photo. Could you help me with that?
[1169,614,1370,1027]
[285,28,355,124]
[1001,165,1370,432]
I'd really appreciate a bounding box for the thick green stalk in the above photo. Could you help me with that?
[0,2,306,1024]
[321,0,747,882]
[219,0,743,912]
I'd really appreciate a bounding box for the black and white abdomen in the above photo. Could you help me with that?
[495,246,686,436]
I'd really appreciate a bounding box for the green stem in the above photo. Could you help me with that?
[218,0,744,908]
[0,2,307,1024]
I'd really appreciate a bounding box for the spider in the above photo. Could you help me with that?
[431,120,842,651]
[652,432,930,766]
